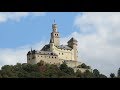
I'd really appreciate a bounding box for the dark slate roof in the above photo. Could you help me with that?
[27,50,58,56]
[41,44,50,51]
[36,51,58,56]
[67,37,77,43]
[55,45,72,50]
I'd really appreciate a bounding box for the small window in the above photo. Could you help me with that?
[49,56,50,58]
[52,57,53,58]
[57,34,58,36]
[41,56,42,57]
[55,34,56,36]
[62,53,63,55]
[55,57,56,59]
[59,53,60,55]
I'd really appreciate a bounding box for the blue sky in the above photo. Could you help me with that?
[0,12,120,76]
[0,12,79,48]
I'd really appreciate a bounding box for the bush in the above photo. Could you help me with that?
[77,63,90,69]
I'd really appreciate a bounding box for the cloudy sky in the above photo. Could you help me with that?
[0,12,120,76]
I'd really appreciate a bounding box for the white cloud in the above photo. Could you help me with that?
[1,12,120,77]
[0,12,46,23]
[0,41,48,68]
[72,12,120,76]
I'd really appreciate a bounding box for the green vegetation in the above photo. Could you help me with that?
[0,61,107,78]
[109,68,120,78]
[77,63,90,69]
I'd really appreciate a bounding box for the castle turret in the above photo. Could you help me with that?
[50,20,60,46]
[67,37,78,61]
[52,20,58,32]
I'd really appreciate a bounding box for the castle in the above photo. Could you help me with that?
[27,21,91,73]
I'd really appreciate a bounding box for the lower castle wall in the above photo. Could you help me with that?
[27,54,61,65]
[52,45,75,61]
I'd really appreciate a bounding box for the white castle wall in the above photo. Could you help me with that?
[51,45,75,61]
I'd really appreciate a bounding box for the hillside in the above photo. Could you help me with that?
[0,61,108,78]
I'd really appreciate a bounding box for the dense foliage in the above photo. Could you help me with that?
[109,68,120,78]
[0,61,107,78]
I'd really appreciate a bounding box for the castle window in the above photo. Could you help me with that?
[59,53,60,55]
[49,56,50,58]
[57,34,58,36]
[52,57,53,58]
[55,34,56,36]
[41,56,42,57]
[55,57,56,58]
[51,53,53,55]
[62,53,63,55]
[32,56,35,59]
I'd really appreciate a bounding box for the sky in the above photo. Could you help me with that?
[0,12,120,76]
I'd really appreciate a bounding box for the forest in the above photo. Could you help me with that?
[0,61,119,78]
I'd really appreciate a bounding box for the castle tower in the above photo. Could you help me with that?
[67,37,78,61]
[50,38,54,51]
[50,20,60,46]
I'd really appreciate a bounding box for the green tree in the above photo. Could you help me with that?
[83,70,94,78]
[77,65,81,68]
[117,68,120,78]
[37,60,45,66]
[80,63,90,69]
[75,70,83,78]
[110,73,115,78]
[60,62,75,76]
[99,74,107,78]
[93,69,100,78]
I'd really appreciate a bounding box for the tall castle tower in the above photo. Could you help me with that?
[50,20,60,46]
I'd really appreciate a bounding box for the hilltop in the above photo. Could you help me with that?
[0,61,107,78]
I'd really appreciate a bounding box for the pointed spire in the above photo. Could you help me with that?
[54,19,55,24]
[67,37,77,43]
